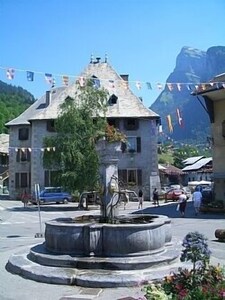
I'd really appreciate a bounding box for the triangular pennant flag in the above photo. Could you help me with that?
[177,83,181,91]
[135,81,141,90]
[166,115,173,133]
[6,68,15,80]
[167,83,173,91]
[62,75,69,86]
[45,73,53,84]
[146,82,152,90]
[157,83,163,90]
[78,76,85,87]
[27,71,34,81]
[158,125,163,133]
[176,108,184,127]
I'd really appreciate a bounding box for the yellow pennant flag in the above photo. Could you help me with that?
[166,115,173,133]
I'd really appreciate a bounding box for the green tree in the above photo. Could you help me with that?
[43,81,108,194]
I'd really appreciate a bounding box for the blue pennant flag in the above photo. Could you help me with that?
[27,71,34,81]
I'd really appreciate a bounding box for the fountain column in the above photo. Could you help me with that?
[96,139,121,222]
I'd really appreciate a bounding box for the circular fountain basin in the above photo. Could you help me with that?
[45,214,172,257]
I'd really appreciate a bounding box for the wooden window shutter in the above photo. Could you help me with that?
[137,169,142,185]
[16,150,20,162]
[45,170,49,187]
[27,149,31,161]
[15,173,19,188]
[137,137,141,152]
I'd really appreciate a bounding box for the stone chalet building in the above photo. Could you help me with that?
[6,59,160,200]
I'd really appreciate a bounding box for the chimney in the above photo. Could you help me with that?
[120,74,129,81]
[45,91,51,107]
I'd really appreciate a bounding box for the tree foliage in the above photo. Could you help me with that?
[43,81,109,193]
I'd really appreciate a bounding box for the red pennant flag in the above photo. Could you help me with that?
[176,108,184,127]
[78,76,85,87]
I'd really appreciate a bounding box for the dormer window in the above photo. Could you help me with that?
[108,94,118,105]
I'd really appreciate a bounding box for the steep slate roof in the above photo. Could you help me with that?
[6,62,159,126]
[182,157,212,171]
[0,134,9,153]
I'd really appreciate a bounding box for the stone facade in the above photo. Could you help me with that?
[6,60,160,200]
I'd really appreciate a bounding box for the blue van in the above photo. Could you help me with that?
[37,187,72,204]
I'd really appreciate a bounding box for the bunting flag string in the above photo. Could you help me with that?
[8,146,56,152]
[0,65,225,92]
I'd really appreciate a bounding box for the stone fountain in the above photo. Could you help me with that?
[6,140,180,287]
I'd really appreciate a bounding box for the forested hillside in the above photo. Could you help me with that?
[0,80,35,133]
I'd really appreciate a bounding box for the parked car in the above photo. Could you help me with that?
[33,187,72,204]
[165,188,190,202]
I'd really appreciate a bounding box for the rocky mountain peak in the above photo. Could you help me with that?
[150,45,225,144]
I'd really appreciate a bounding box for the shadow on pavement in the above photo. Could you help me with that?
[5,203,91,213]
[135,201,225,220]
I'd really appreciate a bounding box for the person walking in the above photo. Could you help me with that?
[153,188,159,206]
[138,189,144,209]
[192,189,202,215]
[178,191,187,217]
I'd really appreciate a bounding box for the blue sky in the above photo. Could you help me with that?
[0,0,225,107]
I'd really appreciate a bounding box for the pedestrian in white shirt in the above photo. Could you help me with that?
[192,190,202,215]
[178,191,187,217]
